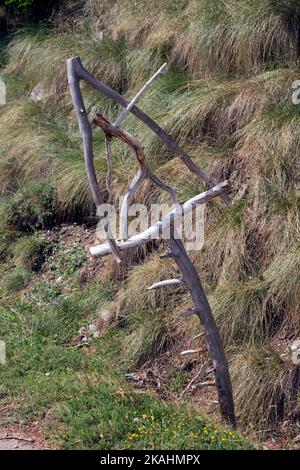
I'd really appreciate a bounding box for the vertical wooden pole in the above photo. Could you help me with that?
[168,234,236,426]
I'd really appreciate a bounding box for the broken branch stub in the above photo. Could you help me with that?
[180,348,207,356]
[147,279,185,290]
[114,62,167,128]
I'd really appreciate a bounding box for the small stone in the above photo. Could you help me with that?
[29,80,55,103]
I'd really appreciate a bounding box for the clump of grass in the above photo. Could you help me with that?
[231,345,299,425]
[12,235,48,271]
[111,0,300,77]
[4,180,57,232]
[263,247,300,335]
[3,267,31,293]
[210,279,268,345]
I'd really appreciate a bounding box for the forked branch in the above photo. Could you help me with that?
[66,57,230,205]
[93,113,176,239]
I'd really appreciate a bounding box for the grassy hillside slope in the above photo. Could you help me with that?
[0,0,300,446]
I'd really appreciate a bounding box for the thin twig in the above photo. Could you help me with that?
[104,135,113,194]
[178,366,203,401]
[114,63,167,127]
[193,333,204,340]
[0,435,35,443]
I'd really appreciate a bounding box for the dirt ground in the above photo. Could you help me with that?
[0,404,53,450]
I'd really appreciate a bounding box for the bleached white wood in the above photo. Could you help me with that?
[90,181,229,257]
[147,279,185,290]
[114,63,167,127]
[180,348,207,356]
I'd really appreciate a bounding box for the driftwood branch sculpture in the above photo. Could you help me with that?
[67,56,236,427]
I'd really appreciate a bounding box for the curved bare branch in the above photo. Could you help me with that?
[93,113,177,239]
[66,59,122,263]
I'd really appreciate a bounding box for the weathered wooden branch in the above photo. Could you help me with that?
[114,62,167,127]
[198,381,216,388]
[66,57,230,205]
[67,56,235,426]
[193,333,205,340]
[90,181,229,256]
[147,279,185,290]
[168,234,235,426]
[120,170,145,240]
[149,172,177,202]
[66,59,122,263]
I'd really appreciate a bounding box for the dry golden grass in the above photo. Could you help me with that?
[231,345,299,425]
